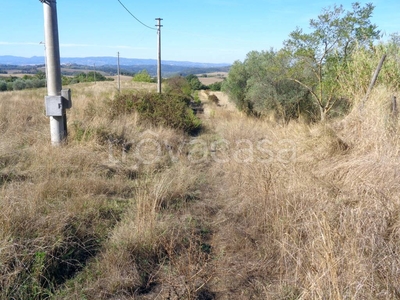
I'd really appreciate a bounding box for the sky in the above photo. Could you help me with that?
[1,0,399,64]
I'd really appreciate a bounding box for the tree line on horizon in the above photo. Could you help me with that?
[0,71,113,92]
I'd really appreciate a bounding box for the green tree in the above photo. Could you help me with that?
[164,76,192,96]
[6,82,13,91]
[132,70,154,83]
[13,79,26,91]
[0,80,7,91]
[208,81,222,91]
[185,74,205,90]
[222,60,250,112]
[86,71,107,82]
[35,71,46,80]
[223,50,315,122]
[284,2,380,121]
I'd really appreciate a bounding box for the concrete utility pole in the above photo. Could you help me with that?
[40,0,71,146]
[155,18,163,94]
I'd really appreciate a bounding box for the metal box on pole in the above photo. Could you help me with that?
[45,89,72,116]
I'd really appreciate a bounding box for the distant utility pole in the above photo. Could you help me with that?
[117,52,121,92]
[40,0,71,146]
[39,41,47,88]
[155,18,163,94]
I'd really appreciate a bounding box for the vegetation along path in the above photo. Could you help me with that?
[1,76,400,299]
[0,2,394,298]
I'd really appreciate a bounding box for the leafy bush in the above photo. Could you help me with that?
[62,72,112,85]
[164,76,192,96]
[0,80,6,91]
[13,79,26,91]
[132,70,154,83]
[222,60,249,111]
[1,73,47,91]
[186,74,206,90]
[222,3,380,122]
[208,81,222,91]
[109,91,201,134]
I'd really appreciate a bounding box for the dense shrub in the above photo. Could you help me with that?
[164,76,192,96]
[61,72,112,85]
[13,79,26,91]
[208,81,222,91]
[109,91,201,134]
[0,72,44,92]
[132,70,154,83]
[186,74,206,90]
[0,80,6,91]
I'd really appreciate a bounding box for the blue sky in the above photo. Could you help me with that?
[1,0,399,64]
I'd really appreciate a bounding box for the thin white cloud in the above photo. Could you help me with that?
[59,43,151,50]
[0,41,151,51]
[0,42,41,46]
[60,43,95,47]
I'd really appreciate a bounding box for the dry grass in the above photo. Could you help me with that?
[197,86,400,299]
[197,72,227,85]
[1,80,400,299]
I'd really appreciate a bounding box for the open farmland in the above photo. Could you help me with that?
[197,72,227,85]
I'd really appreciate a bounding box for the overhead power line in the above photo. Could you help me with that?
[117,0,156,31]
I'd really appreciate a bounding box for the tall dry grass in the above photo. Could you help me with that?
[199,86,400,299]
[1,77,400,299]
[0,80,214,299]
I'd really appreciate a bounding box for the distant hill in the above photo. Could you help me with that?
[0,55,231,77]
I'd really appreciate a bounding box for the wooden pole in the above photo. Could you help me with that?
[360,54,387,110]
[156,18,163,94]
[117,52,121,92]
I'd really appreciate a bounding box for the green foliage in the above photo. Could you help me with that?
[35,71,46,80]
[164,76,192,96]
[0,75,17,83]
[222,60,250,112]
[132,69,154,83]
[284,2,380,120]
[13,79,26,91]
[337,40,400,99]
[223,2,381,122]
[186,74,206,90]
[223,50,316,122]
[0,80,6,91]
[208,81,222,91]
[164,75,208,95]
[109,91,201,134]
[62,71,112,85]
[0,73,53,92]
[0,70,112,92]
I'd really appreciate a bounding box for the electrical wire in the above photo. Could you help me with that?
[117,0,156,31]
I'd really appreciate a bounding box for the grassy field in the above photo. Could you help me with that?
[1,78,400,299]
[197,72,227,86]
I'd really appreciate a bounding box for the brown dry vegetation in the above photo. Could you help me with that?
[197,73,227,86]
[1,77,400,299]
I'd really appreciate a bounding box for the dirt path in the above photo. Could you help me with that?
[199,90,238,117]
